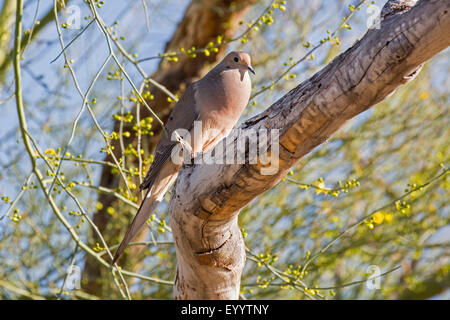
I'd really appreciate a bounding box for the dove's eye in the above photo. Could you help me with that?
[233,56,239,62]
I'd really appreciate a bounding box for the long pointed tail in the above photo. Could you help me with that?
[112,190,159,264]
[112,162,180,265]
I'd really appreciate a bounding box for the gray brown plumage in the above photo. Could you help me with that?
[112,51,254,264]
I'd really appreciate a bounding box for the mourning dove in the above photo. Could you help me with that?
[112,51,255,263]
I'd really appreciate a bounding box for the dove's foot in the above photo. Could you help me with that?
[190,151,202,160]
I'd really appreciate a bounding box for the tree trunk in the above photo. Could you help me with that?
[170,0,450,299]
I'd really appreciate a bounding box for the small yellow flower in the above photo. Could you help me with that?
[95,202,103,211]
[331,216,339,223]
[45,148,56,155]
[419,92,429,100]
[314,178,329,195]
[93,242,105,252]
[384,213,393,223]
[372,212,384,224]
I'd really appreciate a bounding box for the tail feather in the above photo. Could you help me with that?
[112,191,159,264]
[112,161,180,265]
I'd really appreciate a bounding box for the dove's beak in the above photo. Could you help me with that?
[247,66,256,75]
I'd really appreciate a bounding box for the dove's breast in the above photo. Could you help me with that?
[195,68,251,128]
[191,68,252,153]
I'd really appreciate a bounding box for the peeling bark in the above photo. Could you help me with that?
[170,0,450,299]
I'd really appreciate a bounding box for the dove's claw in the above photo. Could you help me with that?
[190,151,201,160]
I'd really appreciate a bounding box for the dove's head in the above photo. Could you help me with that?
[221,51,255,75]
